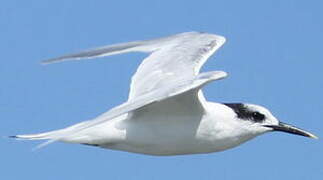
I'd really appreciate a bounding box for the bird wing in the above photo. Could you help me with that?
[37,71,228,148]
[43,32,226,100]
[39,32,227,148]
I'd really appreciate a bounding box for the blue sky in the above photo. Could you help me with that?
[1,0,322,179]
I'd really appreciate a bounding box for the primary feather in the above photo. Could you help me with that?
[14,32,228,150]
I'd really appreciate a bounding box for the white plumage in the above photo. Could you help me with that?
[13,32,317,155]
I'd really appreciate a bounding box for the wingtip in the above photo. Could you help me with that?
[40,61,49,65]
[8,135,18,138]
[41,56,71,65]
[309,133,319,140]
[41,59,57,65]
[7,135,27,140]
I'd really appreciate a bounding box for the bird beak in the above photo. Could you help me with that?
[264,122,318,139]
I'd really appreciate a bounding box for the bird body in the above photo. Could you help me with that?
[13,32,317,155]
[24,101,263,155]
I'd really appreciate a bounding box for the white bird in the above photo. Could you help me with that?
[12,32,317,155]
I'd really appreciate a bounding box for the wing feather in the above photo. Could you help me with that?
[37,32,228,148]
[42,32,226,100]
[36,71,227,148]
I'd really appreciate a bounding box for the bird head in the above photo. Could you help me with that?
[223,103,318,139]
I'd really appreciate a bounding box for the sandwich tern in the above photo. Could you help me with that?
[12,32,317,155]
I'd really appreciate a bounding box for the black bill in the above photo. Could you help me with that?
[264,122,318,139]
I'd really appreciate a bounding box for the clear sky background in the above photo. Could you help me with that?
[1,0,322,179]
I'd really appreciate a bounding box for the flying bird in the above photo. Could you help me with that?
[12,32,317,155]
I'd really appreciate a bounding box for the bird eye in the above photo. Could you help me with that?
[252,112,265,121]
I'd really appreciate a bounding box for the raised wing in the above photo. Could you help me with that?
[37,71,228,148]
[43,32,226,100]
